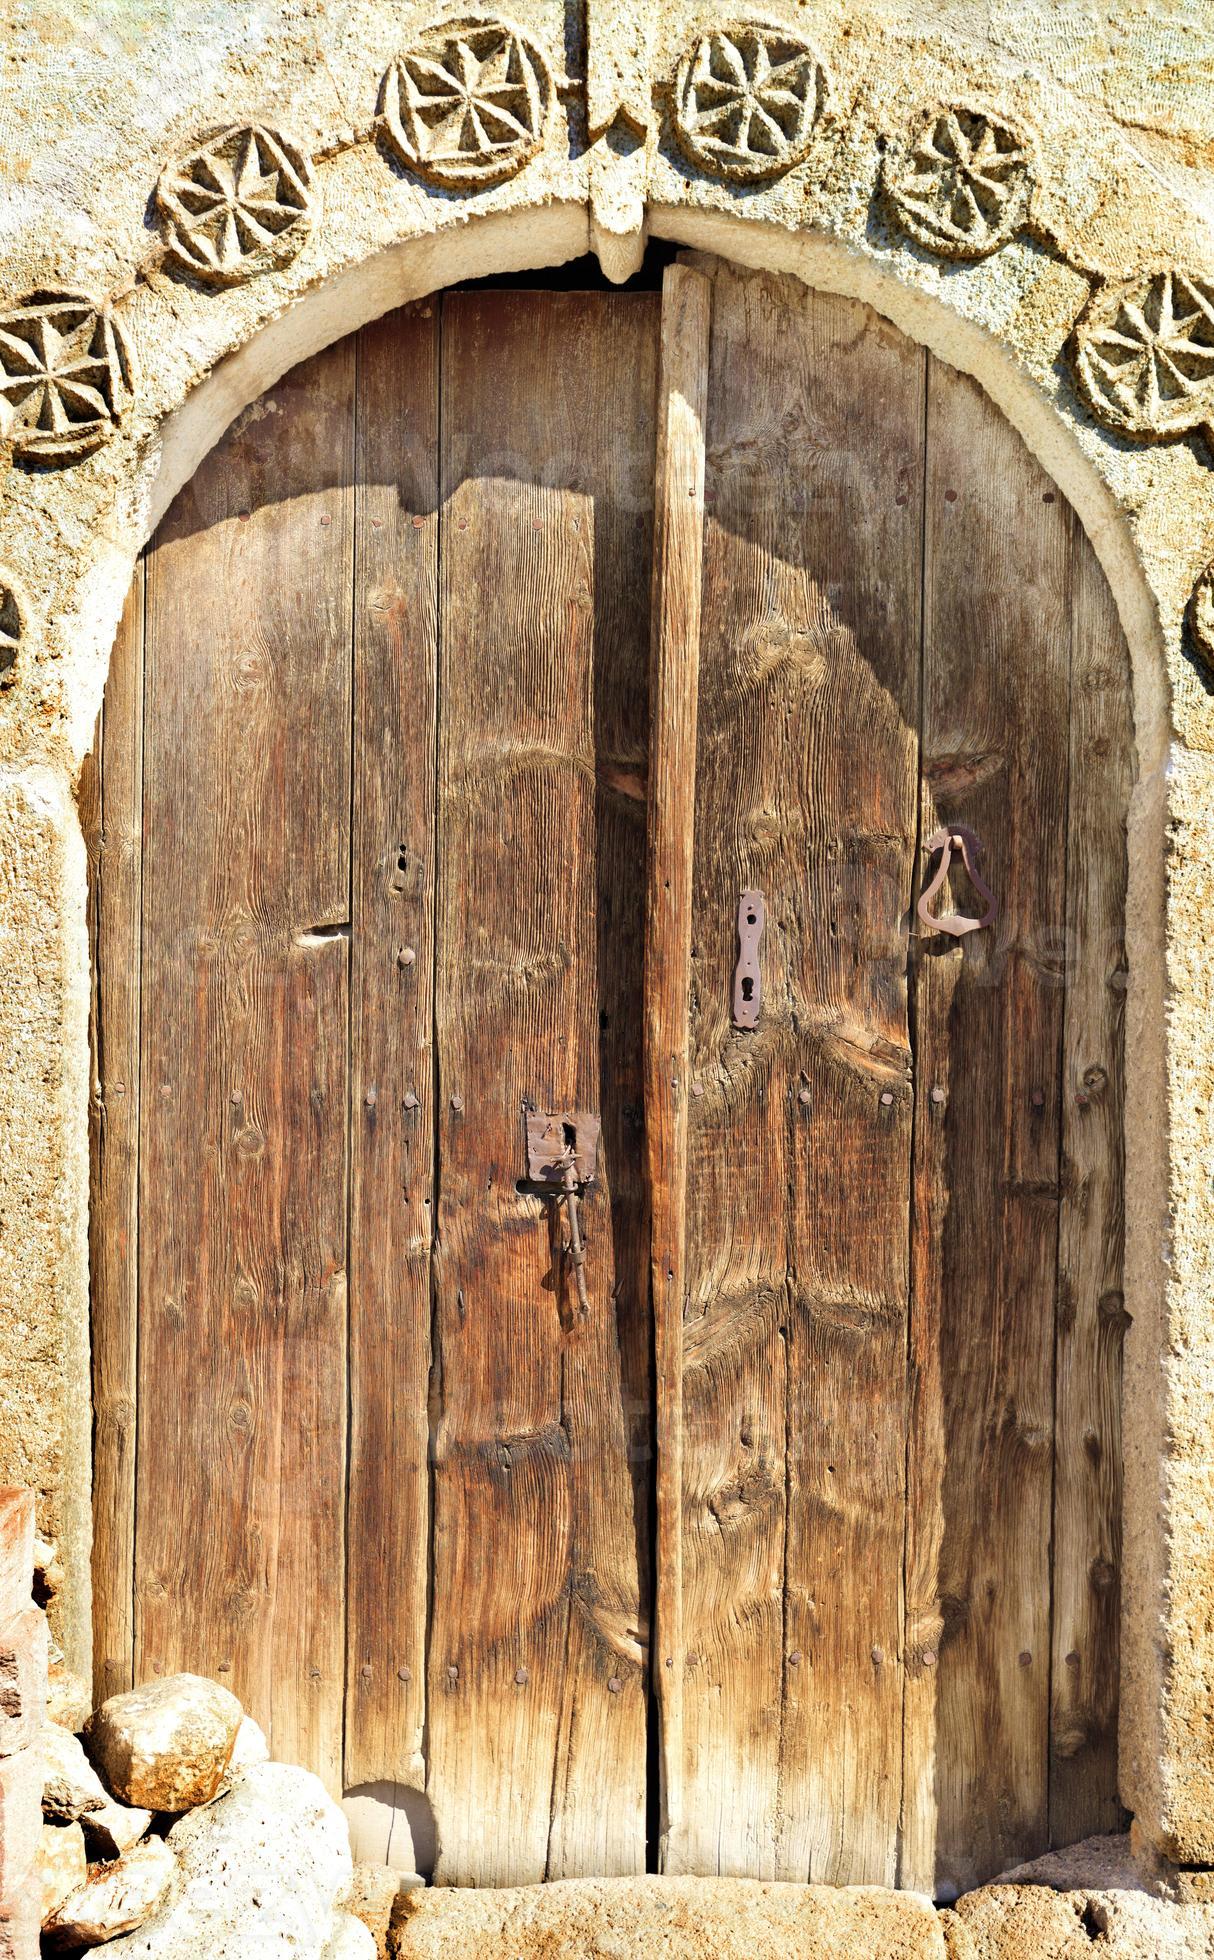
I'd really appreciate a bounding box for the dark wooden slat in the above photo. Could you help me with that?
[88,566,145,1702]
[671,262,923,1883]
[428,291,656,1883]
[1050,527,1131,1842]
[344,303,440,1826]
[903,359,1072,1896]
[135,347,355,1791]
[646,262,711,1873]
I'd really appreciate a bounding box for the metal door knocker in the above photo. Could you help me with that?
[917,825,998,938]
[524,1109,601,1315]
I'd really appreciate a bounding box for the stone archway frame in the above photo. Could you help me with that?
[2,0,1214,1888]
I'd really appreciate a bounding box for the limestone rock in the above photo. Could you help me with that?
[32,1535,64,1610]
[101,1760,354,1958]
[343,1861,401,1957]
[36,1819,87,1923]
[43,1837,176,1949]
[324,1910,378,1958]
[42,1723,107,1820]
[83,1794,155,1859]
[47,1663,93,1734]
[84,1671,242,1810]
[391,1876,946,1960]
[942,1883,1214,1958]
[228,1713,269,1775]
[995,1832,1148,1893]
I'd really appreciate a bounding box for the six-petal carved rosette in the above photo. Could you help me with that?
[0,293,135,463]
[671,22,830,182]
[0,574,25,686]
[882,103,1035,259]
[1073,271,1214,446]
[380,16,554,189]
[156,124,317,286]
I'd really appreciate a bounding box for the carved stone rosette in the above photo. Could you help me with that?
[1073,270,1214,446]
[671,21,830,183]
[0,572,25,686]
[882,102,1035,259]
[0,292,135,463]
[379,16,554,189]
[156,124,317,286]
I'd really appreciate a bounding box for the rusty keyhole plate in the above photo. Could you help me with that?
[524,1109,601,1186]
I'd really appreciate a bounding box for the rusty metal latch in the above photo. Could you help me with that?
[733,891,765,1029]
[524,1110,601,1316]
[917,825,998,938]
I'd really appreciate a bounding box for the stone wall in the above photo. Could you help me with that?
[3,0,1214,1889]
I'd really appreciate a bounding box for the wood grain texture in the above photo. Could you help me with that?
[427,292,656,1884]
[344,303,440,1803]
[669,262,923,1885]
[903,360,1072,1898]
[1050,527,1131,1844]
[646,263,712,1873]
[88,566,145,1701]
[135,346,355,1791]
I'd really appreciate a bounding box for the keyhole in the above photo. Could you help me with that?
[562,1120,577,1152]
[746,911,756,926]
[741,977,754,1003]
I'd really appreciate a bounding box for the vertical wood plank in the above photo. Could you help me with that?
[344,303,440,1817]
[903,360,1072,1896]
[136,349,355,1791]
[428,291,656,1884]
[88,567,145,1702]
[670,262,923,1885]
[1050,530,1131,1843]
[646,262,711,1873]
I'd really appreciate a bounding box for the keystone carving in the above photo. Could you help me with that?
[882,103,1035,259]
[156,124,316,286]
[379,16,554,189]
[0,573,25,686]
[0,293,135,463]
[671,22,830,183]
[1072,271,1214,446]
[1188,561,1214,675]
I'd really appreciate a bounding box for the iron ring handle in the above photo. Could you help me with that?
[917,824,998,938]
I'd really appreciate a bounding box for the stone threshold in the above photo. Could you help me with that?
[388,1868,1214,1959]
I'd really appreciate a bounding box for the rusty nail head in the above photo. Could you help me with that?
[1018,1651,1032,1668]
[930,1086,945,1104]
[361,1663,373,1680]
[400,946,416,966]
[922,1648,938,1667]
[320,513,332,526]
[364,1089,377,1108]
[798,1086,811,1105]
[403,1091,419,1110]
[1066,1650,1080,1669]
[607,1677,622,1694]
[787,1650,802,1667]
[515,1667,529,1686]
[451,1095,464,1112]
[218,1660,232,1673]
[398,1666,412,1683]
[1031,1089,1045,1109]
[880,1090,894,1106]
[447,1664,459,1682]
[871,1646,883,1666]
[691,1080,705,1098]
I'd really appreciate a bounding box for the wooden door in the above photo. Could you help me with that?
[88,259,1130,1898]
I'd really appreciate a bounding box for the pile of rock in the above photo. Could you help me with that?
[38,1672,389,1956]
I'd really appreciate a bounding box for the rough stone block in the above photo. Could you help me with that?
[0,1749,41,1893]
[0,1500,32,1627]
[0,1873,38,1960]
[392,1876,946,1960]
[0,1611,47,1758]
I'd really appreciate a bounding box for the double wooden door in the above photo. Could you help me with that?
[87,257,1131,1898]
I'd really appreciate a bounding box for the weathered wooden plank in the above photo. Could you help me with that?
[88,566,145,1702]
[1050,527,1131,1844]
[135,347,355,1791]
[646,262,712,1874]
[428,291,656,1884]
[670,261,923,1884]
[344,303,440,1826]
[903,360,1072,1897]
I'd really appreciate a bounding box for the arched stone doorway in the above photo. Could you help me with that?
[85,251,1132,1899]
